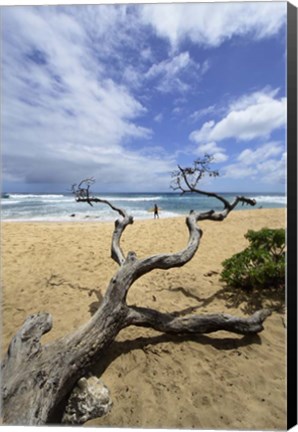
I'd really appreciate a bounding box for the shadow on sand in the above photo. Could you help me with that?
[86,280,283,380]
[90,331,262,378]
[166,279,284,315]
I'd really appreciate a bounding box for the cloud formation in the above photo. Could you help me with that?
[2,4,287,193]
[2,7,175,191]
[195,142,228,163]
[189,88,286,143]
[223,142,285,185]
[145,52,200,93]
[140,3,286,49]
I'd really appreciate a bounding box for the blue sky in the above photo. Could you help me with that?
[1,3,287,193]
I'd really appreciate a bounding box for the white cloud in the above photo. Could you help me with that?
[223,143,286,185]
[140,3,286,49]
[146,52,191,79]
[200,60,211,75]
[229,87,280,111]
[1,7,177,191]
[1,5,287,193]
[195,142,228,163]
[190,89,286,143]
[145,51,202,93]
[190,105,216,122]
[256,152,286,184]
[154,113,163,123]
[123,50,206,95]
[210,153,228,163]
[237,142,283,165]
[190,121,215,143]
[222,165,257,180]
[172,106,182,117]
[140,47,154,62]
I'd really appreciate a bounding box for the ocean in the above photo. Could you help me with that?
[1,192,286,222]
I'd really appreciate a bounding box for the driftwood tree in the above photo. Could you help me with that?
[1,160,270,426]
[171,154,257,213]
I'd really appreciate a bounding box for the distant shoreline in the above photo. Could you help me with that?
[1,192,286,223]
[1,207,286,225]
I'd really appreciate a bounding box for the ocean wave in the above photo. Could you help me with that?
[9,194,65,200]
[41,198,74,204]
[7,194,163,203]
[3,198,74,205]
[102,196,163,202]
[2,208,181,222]
[2,192,285,222]
[1,200,20,205]
[250,195,286,205]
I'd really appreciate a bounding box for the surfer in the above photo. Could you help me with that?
[154,204,159,219]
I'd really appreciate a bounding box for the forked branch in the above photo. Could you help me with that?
[71,175,256,285]
[72,179,133,265]
[171,154,257,211]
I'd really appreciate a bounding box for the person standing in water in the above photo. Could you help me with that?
[154,203,159,219]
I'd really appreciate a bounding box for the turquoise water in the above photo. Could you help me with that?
[1,192,286,222]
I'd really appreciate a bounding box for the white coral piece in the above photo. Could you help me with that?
[62,376,112,425]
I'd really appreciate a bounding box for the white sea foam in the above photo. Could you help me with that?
[6,194,163,203]
[40,198,74,204]
[1,200,19,205]
[9,194,65,199]
[250,195,286,205]
[1,192,285,222]
[99,196,163,202]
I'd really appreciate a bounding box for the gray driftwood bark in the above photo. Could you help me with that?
[1,190,271,425]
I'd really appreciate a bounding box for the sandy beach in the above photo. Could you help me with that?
[1,208,286,429]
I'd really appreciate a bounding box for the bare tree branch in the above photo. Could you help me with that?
[171,154,256,211]
[72,179,133,265]
[72,177,96,205]
[127,306,272,335]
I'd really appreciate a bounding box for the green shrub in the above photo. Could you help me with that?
[220,228,285,291]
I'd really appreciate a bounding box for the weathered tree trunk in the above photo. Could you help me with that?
[1,195,270,425]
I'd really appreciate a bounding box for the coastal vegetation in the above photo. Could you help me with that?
[220,227,285,314]
[221,228,285,292]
